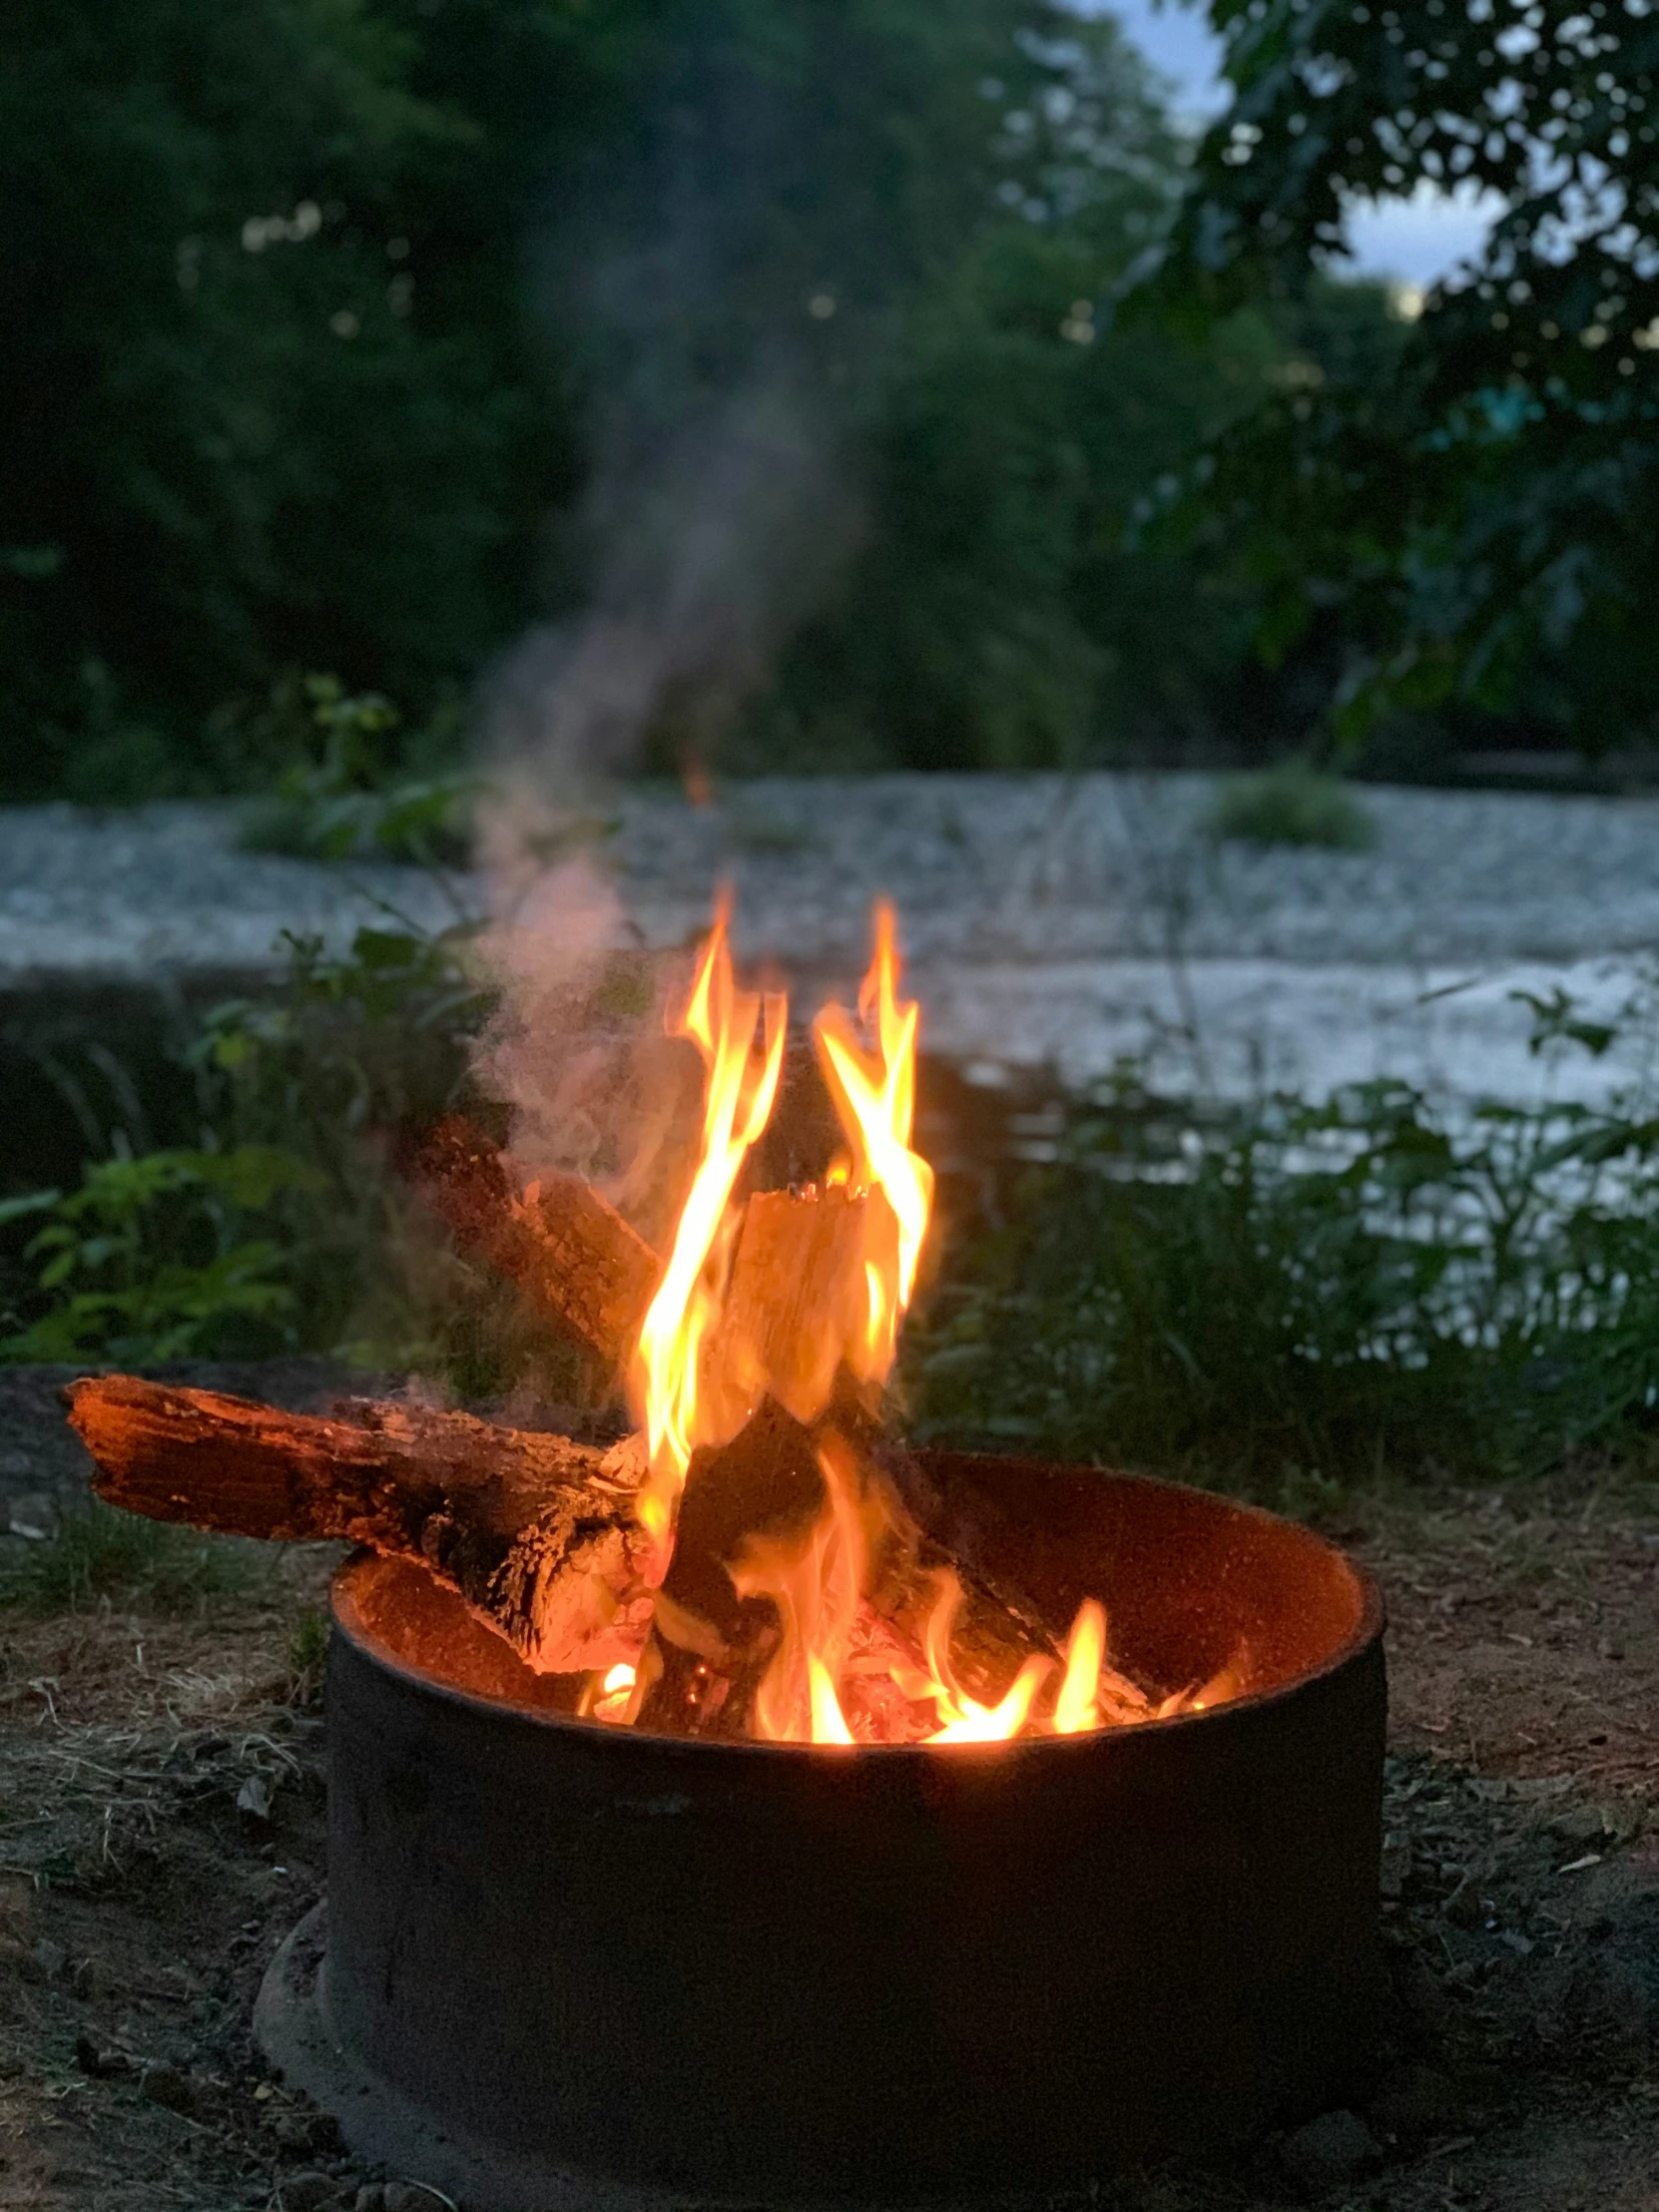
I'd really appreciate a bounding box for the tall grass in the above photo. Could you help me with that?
[0,1498,270,1615]
[906,1031,1659,1490]
[1208,760,1378,850]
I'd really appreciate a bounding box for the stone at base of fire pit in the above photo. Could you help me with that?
[258,1905,656,2212]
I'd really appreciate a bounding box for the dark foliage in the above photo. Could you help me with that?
[1156,0,1659,754]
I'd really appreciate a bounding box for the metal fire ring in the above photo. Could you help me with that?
[258,1452,1386,2211]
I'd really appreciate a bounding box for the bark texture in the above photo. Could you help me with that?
[67,1376,653,1673]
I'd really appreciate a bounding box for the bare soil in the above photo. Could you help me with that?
[1,1375,1656,2210]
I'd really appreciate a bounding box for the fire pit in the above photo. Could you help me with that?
[67,894,1388,2206]
[255,1451,1383,2211]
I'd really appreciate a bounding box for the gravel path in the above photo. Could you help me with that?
[5,777,1658,1102]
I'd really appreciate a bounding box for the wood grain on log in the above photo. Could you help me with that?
[704,1184,876,1431]
[66,1376,653,1674]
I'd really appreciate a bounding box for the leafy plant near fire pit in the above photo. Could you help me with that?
[909,998,1659,1490]
[237,676,476,867]
[0,1147,318,1364]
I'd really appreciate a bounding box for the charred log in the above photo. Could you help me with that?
[66,1376,653,1674]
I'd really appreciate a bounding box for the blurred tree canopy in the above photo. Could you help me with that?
[0,0,619,799]
[6,0,1571,796]
[1159,0,1659,757]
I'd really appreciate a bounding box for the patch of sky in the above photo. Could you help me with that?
[1070,0,1504,284]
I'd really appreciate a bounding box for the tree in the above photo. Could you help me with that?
[730,12,1297,771]
[1155,0,1659,752]
[0,0,616,799]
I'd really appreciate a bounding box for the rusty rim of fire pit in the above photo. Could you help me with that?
[328,1457,1383,1755]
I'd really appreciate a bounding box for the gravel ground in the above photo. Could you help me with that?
[7,777,1659,1102]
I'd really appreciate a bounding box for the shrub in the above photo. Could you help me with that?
[1208,760,1378,850]
[237,677,475,866]
[0,1147,319,1363]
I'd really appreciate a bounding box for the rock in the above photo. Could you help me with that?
[1369,2061,1458,2142]
[140,2062,201,2115]
[73,2032,130,2079]
[280,2172,339,2211]
[1280,2109,1382,2193]
[1550,1803,1608,1844]
[352,2189,384,2212]
[6,1491,57,1540]
[238,1773,276,1822]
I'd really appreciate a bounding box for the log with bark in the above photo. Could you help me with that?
[402,1115,661,1373]
[67,1376,653,1674]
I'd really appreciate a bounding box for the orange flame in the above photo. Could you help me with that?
[614,892,1243,1748]
[814,902,935,1381]
[731,1438,873,1744]
[632,899,785,1571]
[1052,1599,1107,1734]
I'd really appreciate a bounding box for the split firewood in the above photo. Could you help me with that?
[635,1394,825,1736]
[402,1115,661,1372]
[66,1376,653,1674]
[701,1183,880,1431]
[404,1121,880,1419]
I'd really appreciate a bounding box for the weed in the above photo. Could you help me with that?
[907,1014,1659,1490]
[0,1498,268,1615]
[238,676,475,866]
[285,1606,330,1704]
[0,1147,319,1362]
[1208,760,1378,850]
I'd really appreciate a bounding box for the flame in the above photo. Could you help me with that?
[632,898,786,1570]
[1052,1599,1107,1734]
[813,902,935,1380]
[611,892,1243,1749]
[910,1568,1049,1745]
[731,1437,873,1744]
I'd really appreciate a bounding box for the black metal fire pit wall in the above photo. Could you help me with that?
[258,1454,1386,2212]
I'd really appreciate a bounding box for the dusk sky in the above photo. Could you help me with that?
[1091,0,1501,287]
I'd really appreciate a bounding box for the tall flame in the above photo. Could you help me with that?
[813,902,935,1379]
[604,892,1244,1748]
[632,899,786,1570]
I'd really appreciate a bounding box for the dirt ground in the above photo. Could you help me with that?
[1,1373,1656,2211]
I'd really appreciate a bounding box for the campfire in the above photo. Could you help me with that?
[70,897,1240,1747]
[67,895,1386,2206]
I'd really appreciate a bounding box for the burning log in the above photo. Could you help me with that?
[703,1184,876,1430]
[633,1393,1062,1742]
[403,1116,661,1372]
[66,1377,654,1674]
